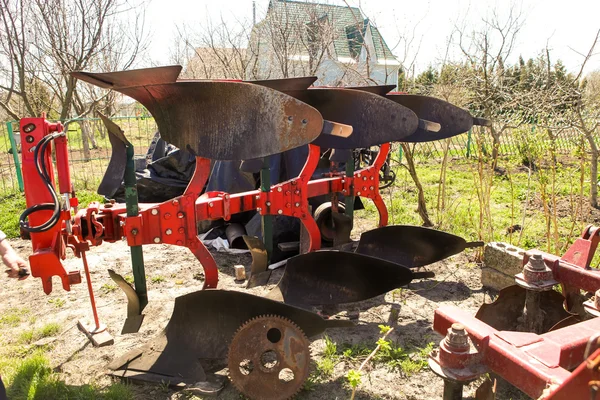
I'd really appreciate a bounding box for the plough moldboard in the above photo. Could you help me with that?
[18,65,600,399]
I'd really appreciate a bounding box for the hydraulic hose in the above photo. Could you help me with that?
[19,133,63,233]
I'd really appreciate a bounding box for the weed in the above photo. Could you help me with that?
[100,283,118,293]
[347,369,362,398]
[152,276,166,283]
[124,275,134,285]
[48,298,66,308]
[18,322,61,344]
[322,335,337,359]
[315,357,335,378]
[0,308,29,327]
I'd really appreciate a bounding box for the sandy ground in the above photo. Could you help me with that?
[0,221,530,400]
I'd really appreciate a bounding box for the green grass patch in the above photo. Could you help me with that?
[0,189,104,239]
[18,322,61,344]
[47,298,66,308]
[0,353,133,400]
[0,308,30,327]
[100,283,118,293]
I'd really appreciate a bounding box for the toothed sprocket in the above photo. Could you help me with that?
[227,314,310,400]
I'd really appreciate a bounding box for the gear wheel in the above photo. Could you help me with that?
[227,314,310,400]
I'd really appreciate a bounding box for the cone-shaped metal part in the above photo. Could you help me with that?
[266,251,425,308]
[355,225,483,268]
[475,285,571,332]
[386,94,483,142]
[108,290,351,384]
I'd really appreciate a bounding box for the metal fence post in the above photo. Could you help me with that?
[6,121,24,191]
[466,128,472,158]
[398,144,403,163]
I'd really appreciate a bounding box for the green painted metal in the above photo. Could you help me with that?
[261,157,273,263]
[345,156,354,218]
[124,144,148,311]
[6,122,24,191]
[398,144,403,164]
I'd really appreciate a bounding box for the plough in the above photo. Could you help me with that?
[18,65,496,398]
[429,225,600,400]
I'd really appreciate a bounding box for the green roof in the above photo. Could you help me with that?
[259,0,397,61]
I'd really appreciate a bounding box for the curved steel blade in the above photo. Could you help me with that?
[347,84,397,96]
[355,225,483,268]
[267,251,415,307]
[108,269,144,334]
[243,235,271,288]
[72,65,182,89]
[106,81,323,160]
[247,76,317,91]
[283,88,419,149]
[97,113,128,197]
[386,94,478,142]
[108,289,351,384]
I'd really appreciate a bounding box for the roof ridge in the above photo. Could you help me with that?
[274,0,361,12]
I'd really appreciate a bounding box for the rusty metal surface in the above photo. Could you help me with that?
[121,81,324,160]
[97,114,128,198]
[355,225,483,268]
[386,94,477,142]
[475,285,571,332]
[244,235,271,288]
[74,70,325,160]
[267,251,416,307]
[108,290,351,384]
[72,65,182,89]
[228,315,310,400]
[248,76,317,91]
[284,88,419,149]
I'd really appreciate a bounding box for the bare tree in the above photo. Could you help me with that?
[452,3,526,166]
[0,0,147,160]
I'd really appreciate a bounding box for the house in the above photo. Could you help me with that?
[247,0,401,87]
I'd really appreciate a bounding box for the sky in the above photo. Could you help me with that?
[142,0,600,76]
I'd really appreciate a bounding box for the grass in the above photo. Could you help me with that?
[0,188,104,239]
[0,353,133,400]
[358,149,594,261]
[47,298,66,308]
[100,283,118,293]
[0,307,30,327]
[151,275,166,284]
[18,322,61,344]
[315,334,433,381]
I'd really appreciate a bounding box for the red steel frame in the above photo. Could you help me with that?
[21,117,390,294]
[431,225,600,398]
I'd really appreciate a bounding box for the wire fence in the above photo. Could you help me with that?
[0,117,157,193]
[0,116,590,194]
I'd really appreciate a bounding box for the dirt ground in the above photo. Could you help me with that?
[0,220,530,400]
